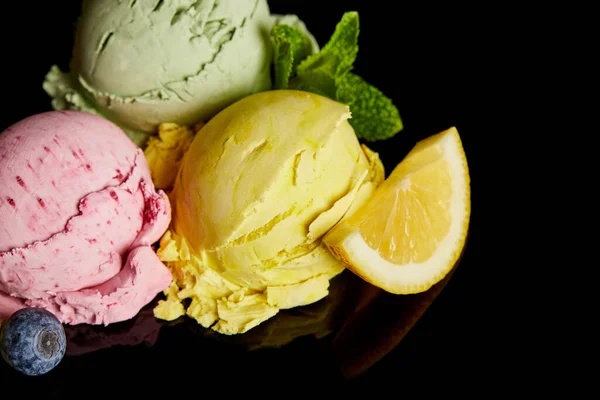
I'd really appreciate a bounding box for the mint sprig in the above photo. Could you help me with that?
[272,24,314,90]
[271,11,403,141]
[336,73,403,141]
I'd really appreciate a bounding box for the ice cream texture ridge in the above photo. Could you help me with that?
[0,111,172,325]
[43,0,318,145]
[148,90,384,334]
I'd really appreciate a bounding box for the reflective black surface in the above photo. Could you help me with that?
[0,0,495,395]
[1,260,466,396]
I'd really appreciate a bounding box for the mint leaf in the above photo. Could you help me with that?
[271,24,314,89]
[289,73,336,98]
[273,11,404,141]
[337,73,403,141]
[296,11,359,81]
[288,11,359,99]
[290,81,331,98]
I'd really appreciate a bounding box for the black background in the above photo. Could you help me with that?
[0,0,514,397]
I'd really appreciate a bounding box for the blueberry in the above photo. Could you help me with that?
[0,308,66,376]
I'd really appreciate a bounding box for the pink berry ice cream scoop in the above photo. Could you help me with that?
[0,110,172,325]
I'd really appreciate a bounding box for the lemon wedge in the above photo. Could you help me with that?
[323,127,470,294]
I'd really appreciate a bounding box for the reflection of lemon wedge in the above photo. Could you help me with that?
[324,127,470,294]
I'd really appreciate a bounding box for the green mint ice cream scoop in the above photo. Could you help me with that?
[43,0,317,146]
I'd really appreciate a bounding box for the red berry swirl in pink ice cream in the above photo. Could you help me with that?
[0,111,172,325]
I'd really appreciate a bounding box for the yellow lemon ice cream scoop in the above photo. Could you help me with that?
[152,90,384,334]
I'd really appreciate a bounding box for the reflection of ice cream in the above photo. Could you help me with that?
[64,300,163,356]
[0,111,171,325]
[151,90,385,334]
[43,0,318,145]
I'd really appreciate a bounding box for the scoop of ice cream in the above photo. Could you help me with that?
[43,0,319,146]
[0,111,172,325]
[152,90,384,334]
[144,122,202,191]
